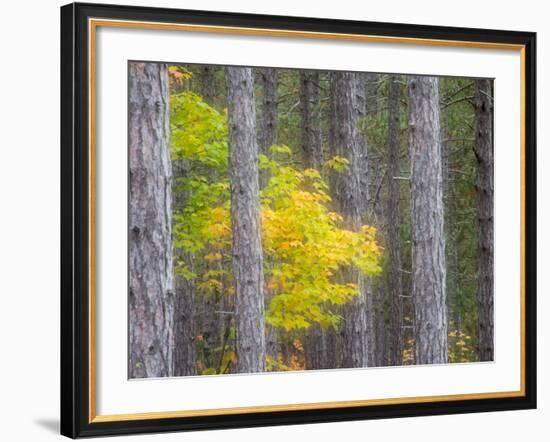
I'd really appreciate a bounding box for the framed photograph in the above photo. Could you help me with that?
[60,2,536,438]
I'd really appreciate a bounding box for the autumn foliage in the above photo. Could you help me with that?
[171,91,381,339]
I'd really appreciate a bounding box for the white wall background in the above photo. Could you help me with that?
[0,0,545,440]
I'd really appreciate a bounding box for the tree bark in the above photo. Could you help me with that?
[441,128,461,335]
[304,324,329,370]
[408,75,448,365]
[199,65,216,105]
[173,250,197,376]
[387,75,404,366]
[355,73,367,118]
[226,67,267,373]
[300,71,323,170]
[256,69,279,360]
[365,73,380,115]
[299,70,329,370]
[329,71,370,368]
[474,78,494,361]
[258,68,278,155]
[172,160,197,377]
[128,62,174,378]
[374,291,388,366]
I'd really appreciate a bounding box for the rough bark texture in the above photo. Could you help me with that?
[300,71,323,170]
[265,323,279,365]
[304,324,329,370]
[299,71,329,370]
[356,73,370,219]
[257,68,279,359]
[365,149,386,366]
[355,73,367,118]
[387,75,404,366]
[200,65,216,105]
[408,76,448,365]
[365,73,380,115]
[474,78,494,362]
[173,250,197,376]
[441,130,461,334]
[329,71,370,368]
[128,62,174,378]
[360,73,377,366]
[226,67,267,373]
[258,68,278,155]
[172,160,197,376]
[374,291,388,366]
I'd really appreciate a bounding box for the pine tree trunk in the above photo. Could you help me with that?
[304,324,329,369]
[256,68,279,360]
[226,67,267,373]
[299,70,329,370]
[258,68,278,155]
[365,73,380,115]
[441,129,461,336]
[355,73,368,118]
[387,75,404,366]
[474,79,494,362]
[173,250,197,376]
[408,76,448,365]
[300,71,323,170]
[360,72,378,366]
[374,292,388,366]
[172,160,197,377]
[200,65,216,104]
[329,71,369,368]
[128,62,174,378]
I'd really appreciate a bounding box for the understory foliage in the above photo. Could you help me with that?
[165,66,485,374]
[171,90,382,339]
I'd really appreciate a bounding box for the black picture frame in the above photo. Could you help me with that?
[61,2,537,438]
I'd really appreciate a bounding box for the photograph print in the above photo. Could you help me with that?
[128,61,493,379]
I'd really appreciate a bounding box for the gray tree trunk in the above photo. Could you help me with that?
[441,130,461,335]
[365,73,380,115]
[256,68,279,361]
[474,79,494,362]
[128,62,174,378]
[226,67,267,373]
[172,160,197,377]
[300,71,323,170]
[364,143,380,366]
[355,73,367,118]
[299,70,329,370]
[387,75,404,366]
[199,65,216,104]
[265,323,279,367]
[408,75,448,365]
[374,291,388,366]
[329,71,370,368]
[304,325,329,369]
[258,68,278,155]
[173,250,197,376]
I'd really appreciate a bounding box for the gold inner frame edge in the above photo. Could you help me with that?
[87,17,527,423]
